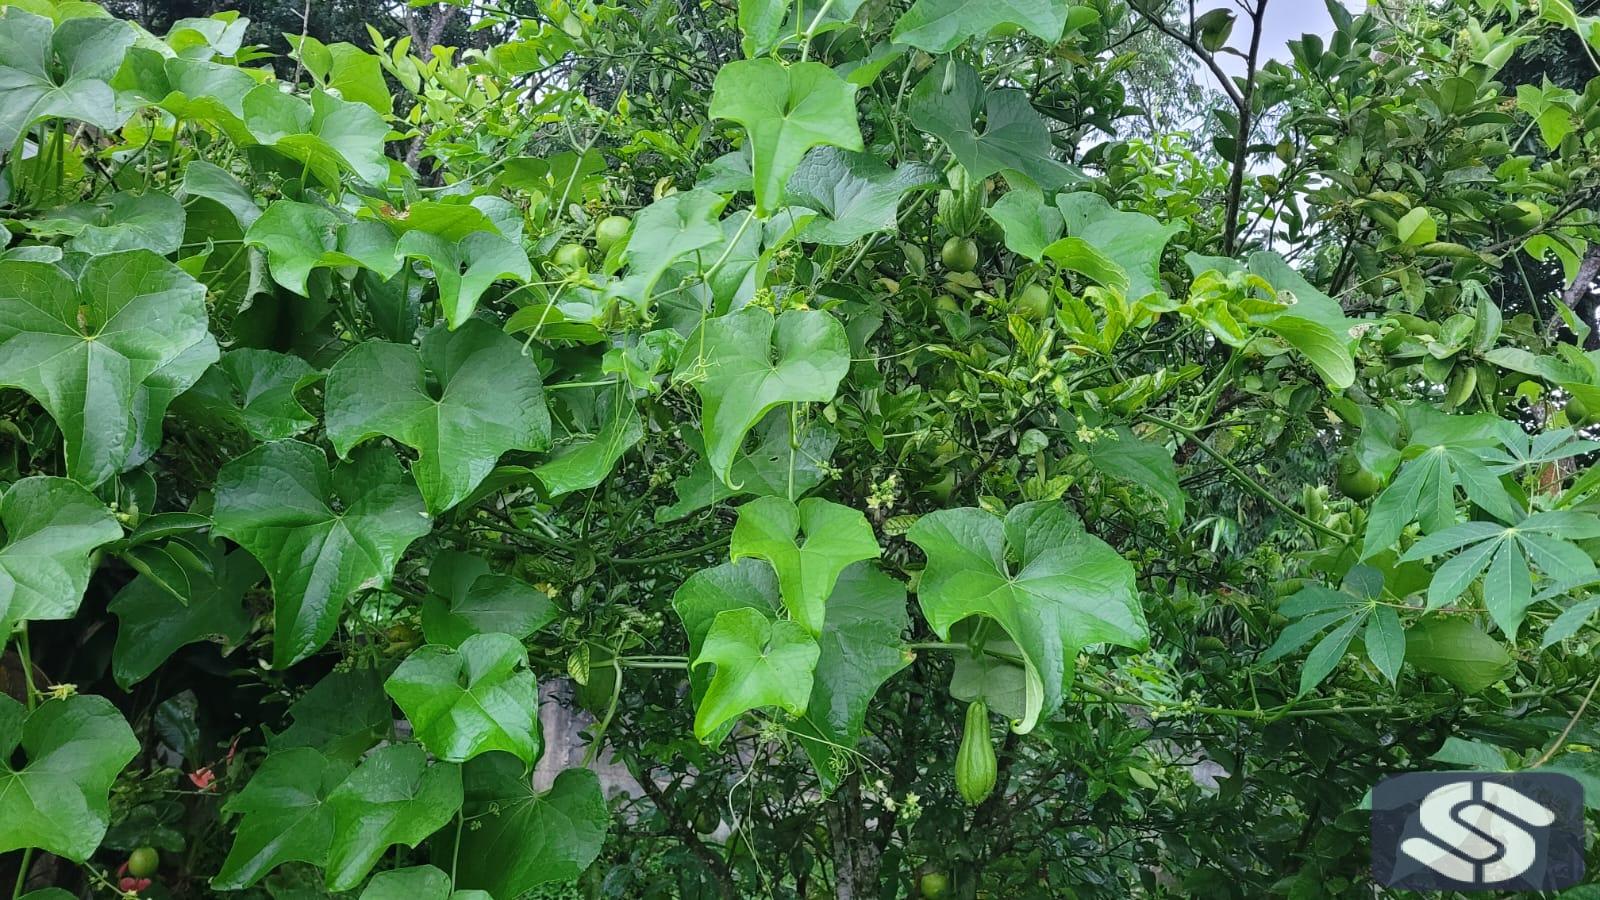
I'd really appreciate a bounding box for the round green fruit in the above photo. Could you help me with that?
[127,847,160,878]
[1014,283,1051,320]
[553,243,590,270]
[693,806,721,834]
[1335,454,1381,500]
[940,236,978,273]
[595,215,631,253]
[920,872,951,898]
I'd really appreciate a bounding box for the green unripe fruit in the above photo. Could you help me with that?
[595,215,631,252]
[941,236,978,273]
[1014,283,1051,320]
[693,806,721,834]
[1335,453,1381,500]
[127,847,159,878]
[920,871,951,898]
[955,699,996,806]
[554,243,590,270]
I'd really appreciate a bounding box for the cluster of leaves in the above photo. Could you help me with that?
[1,0,1600,897]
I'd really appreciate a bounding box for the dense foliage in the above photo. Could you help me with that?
[1,0,1600,897]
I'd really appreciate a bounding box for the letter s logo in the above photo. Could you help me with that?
[1399,780,1556,885]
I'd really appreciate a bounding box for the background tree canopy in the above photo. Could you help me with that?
[0,0,1599,897]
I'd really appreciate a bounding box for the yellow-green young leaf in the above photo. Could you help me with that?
[324,320,552,515]
[0,694,138,862]
[212,748,350,890]
[0,477,121,629]
[907,502,1147,733]
[384,633,542,766]
[0,12,134,149]
[1396,206,1438,246]
[674,308,850,484]
[730,496,880,634]
[892,0,1071,53]
[324,743,463,891]
[986,186,1064,262]
[440,756,609,898]
[709,59,863,214]
[0,252,219,487]
[738,0,790,57]
[692,606,821,739]
[212,441,432,669]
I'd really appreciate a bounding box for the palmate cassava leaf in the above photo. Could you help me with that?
[907,502,1147,733]
[212,441,432,668]
[708,58,863,214]
[0,476,121,630]
[437,755,608,898]
[729,496,880,635]
[384,632,542,766]
[325,319,552,514]
[0,251,219,487]
[674,308,850,483]
[0,694,138,862]
[0,11,134,149]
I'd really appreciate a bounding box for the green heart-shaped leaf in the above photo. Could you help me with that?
[385,633,542,766]
[730,496,880,634]
[0,476,121,630]
[325,320,552,514]
[0,694,138,862]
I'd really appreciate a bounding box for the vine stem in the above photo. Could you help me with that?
[1531,669,1600,768]
[1140,413,1350,542]
[12,628,35,899]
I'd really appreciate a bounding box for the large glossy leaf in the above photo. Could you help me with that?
[535,384,643,497]
[245,200,401,296]
[692,606,821,739]
[212,441,432,668]
[892,0,1070,52]
[384,633,542,766]
[325,743,463,891]
[657,414,838,521]
[0,252,219,486]
[1056,192,1183,303]
[674,308,849,483]
[0,476,121,629]
[907,501,1147,732]
[439,756,608,897]
[421,551,556,648]
[395,230,531,329]
[174,348,318,442]
[785,147,939,245]
[108,537,260,688]
[671,559,782,743]
[325,320,552,514]
[0,694,138,862]
[269,667,394,763]
[985,186,1063,261]
[729,496,880,634]
[909,62,1078,190]
[62,191,186,256]
[791,564,911,792]
[1404,617,1514,694]
[611,189,728,305]
[708,59,863,214]
[0,12,133,149]
[243,85,391,187]
[212,747,351,889]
